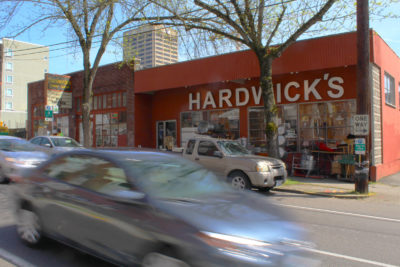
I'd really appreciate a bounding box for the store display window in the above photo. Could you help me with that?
[299,100,356,150]
[248,105,298,154]
[180,109,239,147]
[95,111,127,147]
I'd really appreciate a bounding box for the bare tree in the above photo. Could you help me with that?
[0,0,172,146]
[153,0,395,157]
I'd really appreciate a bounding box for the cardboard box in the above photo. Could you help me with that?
[331,161,341,174]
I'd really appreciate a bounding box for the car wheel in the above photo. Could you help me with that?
[228,171,251,190]
[142,252,189,267]
[16,209,43,246]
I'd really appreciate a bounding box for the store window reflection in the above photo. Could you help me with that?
[95,111,127,147]
[180,109,239,148]
[248,105,297,155]
[299,100,356,151]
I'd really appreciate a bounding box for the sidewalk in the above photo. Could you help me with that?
[274,175,400,201]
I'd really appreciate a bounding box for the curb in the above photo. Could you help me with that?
[273,188,370,199]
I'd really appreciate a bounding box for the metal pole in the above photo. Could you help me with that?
[355,0,370,194]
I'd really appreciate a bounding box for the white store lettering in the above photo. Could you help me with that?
[284,81,301,102]
[189,92,200,110]
[251,86,262,105]
[188,74,345,110]
[219,89,233,107]
[202,91,217,109]
[327,76,344,98]
[235,88,249,106]
[304,79,322,100]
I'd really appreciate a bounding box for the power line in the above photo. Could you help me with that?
[6,0,302,56]
[6,0,355,61]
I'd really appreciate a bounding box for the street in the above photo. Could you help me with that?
[1,183,400,267]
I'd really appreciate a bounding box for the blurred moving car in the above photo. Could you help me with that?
[29,136,84,154]
[0,136,49,183]
[183,137,287,191]
[12,150,318,267]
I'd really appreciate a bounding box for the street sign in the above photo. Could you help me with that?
[45,109,53,122]
[354,138,366,155]
[352,114,369,135]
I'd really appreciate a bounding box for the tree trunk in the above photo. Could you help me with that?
[259,56,279,158]
[82,56,94,147]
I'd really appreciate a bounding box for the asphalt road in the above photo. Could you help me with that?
[1,184,400,267]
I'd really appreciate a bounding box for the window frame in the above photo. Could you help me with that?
[41,154,134,195]
[197,141,220,157]
[384,72,396,107]
[6,75,13,84]
[5,48,13,57]
[6,88,13,97]
[5,101,13,110]
[6,62,13,71]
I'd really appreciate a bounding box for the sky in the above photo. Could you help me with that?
[2,3,400,76]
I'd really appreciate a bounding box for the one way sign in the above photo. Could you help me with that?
[352,115,369,136]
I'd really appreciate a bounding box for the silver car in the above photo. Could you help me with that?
[183,137,287,191]
[0,136,49,183]
[30,136,84,154]
[12,150,318,266]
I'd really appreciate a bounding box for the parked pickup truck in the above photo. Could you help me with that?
[182,137,287,191]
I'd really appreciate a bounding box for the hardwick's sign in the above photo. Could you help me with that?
[188,73,346,110]
[46,74,72,109]
[352,114,369,136]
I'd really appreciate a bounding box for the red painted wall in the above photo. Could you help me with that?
[134,32,358,94]
[135,66,357,148]
[372,32,400,180]
[134,94,154,148]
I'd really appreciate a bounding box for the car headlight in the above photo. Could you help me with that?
[5,157,25,165]
[197,231,283,259]
[256,161,271,172]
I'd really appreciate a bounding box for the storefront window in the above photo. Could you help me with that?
[299,100,356,150]
[248,105,297,154]
[55,116,69,137]
[95,111,127,147]
[180,109,239,147]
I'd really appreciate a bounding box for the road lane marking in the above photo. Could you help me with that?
[304,247,399,267]
[276,203,400,223]
[0,248,36,267]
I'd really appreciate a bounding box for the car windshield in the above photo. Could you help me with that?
[0,139,37,152]
[122,156,232,199]
[217,141,251,156]
[50,137,81,147]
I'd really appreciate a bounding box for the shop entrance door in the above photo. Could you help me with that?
[156,120,177,150]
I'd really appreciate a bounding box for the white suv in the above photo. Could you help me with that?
[183,137,287,191]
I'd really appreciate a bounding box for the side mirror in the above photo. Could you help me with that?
[213,151,223,158]
[43,143,52,148]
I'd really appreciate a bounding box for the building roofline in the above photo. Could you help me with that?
[1,38,49,48]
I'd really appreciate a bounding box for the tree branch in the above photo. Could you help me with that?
[276,0,337,56]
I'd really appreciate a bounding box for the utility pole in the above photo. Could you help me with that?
[355,0,370,193]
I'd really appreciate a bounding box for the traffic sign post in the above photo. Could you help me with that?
[354,138,366,155]
[352,114,369,135]
[352,116,369,194]
[45,105,53,122]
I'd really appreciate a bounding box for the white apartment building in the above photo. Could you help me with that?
[0,38,49,129]
[123,25,178,69]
